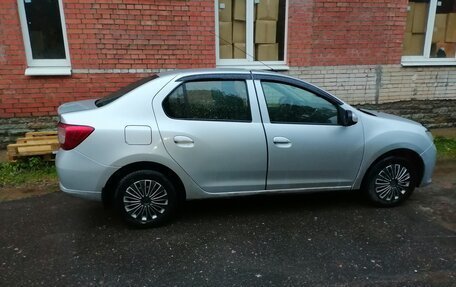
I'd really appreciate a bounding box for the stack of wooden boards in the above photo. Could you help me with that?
[7,131,59,162]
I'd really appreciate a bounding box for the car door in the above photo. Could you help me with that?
[153,75,267,193]
[254,77,364,190]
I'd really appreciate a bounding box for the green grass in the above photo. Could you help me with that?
[434,136,456,159]
[0,157,57,187]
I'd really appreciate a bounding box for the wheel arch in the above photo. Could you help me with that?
[102,161,186,207]
[360,148,424,189]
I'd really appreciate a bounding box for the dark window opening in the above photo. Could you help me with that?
[261,81,339,125]
[24,0,66,59]
[163,80,252,122]
[95,75,159,107]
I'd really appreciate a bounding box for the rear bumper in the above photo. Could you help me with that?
[419,143,437,187]
[59,182,102,201]
[56,149,117,202]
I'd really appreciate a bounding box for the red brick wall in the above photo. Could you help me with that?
[0,74,148,118]
[0,0,216,118]
[287,0,314,67]
[65,0,215,69]
[287,0,408,67]
[0,0,409,119]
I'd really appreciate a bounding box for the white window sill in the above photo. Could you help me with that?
[401,57,456,67]
[217,60,289,71]
[217,64,289,71]
[25,66,72,76]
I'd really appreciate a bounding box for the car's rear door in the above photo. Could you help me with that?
[254,76,364,190]
[153,74,267,193]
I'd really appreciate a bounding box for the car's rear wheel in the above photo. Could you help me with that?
[115,170,178,227]
[364,156,417,207]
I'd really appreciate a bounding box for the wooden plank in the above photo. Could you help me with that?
[15,138,59,145]
[16,135,58,144]
[25,131,57,138]
[7,142,59,161]
[7,144,17,162]
[17,145,57,154]
[6,144,18,156]
[8,142,59,148]
[7,153,16,162]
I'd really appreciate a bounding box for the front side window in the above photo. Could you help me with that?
[17,0,71,74]
[402,0,456,65]
[163,80,252,122]
[261,81,339,125]
[216,0,287,68]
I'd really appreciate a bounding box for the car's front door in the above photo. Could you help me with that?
[255,79,364,190]
[154,76,267,193]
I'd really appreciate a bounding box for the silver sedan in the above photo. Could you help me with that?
[56,69,436,227]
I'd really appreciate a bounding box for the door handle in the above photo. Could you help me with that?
[173,136,194,148]
[273,137,292,148]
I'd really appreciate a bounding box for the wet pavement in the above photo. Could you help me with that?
[0,163,455,286]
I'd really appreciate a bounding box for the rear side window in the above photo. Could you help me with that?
[163,80,251,122]
[95,75,158,107]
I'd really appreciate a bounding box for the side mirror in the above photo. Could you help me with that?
[341,110,358,126]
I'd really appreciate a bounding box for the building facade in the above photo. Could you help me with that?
[0,0,455,146]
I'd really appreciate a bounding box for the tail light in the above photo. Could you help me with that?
[58,123,94,150]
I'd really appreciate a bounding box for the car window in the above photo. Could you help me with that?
[261,81,339,125]
[95,75,159,107]
[163,80,251,122]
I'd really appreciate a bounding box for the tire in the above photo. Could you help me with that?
[363,156,417,207]
[115,170,178,228]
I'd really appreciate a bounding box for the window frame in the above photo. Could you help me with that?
[401,0,456,66]
[259,80,343,126]
[215,0,289,70]
[162,79,253,123]
[17,0,72,76]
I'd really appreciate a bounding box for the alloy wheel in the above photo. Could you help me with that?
[123,179,169,223]
[374,164,411,202]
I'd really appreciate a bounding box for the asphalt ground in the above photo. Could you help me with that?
[0,162,455,286]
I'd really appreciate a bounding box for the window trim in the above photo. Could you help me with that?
[162,79,253,123]
[401,0,456,66]
[253,74,344,106]
[215,0,289,70]
[17,0,72,75]
[176,73,252,82]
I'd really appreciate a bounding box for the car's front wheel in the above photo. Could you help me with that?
[364,156,417,207]
[115,170,178,227]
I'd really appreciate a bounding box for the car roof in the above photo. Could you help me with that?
[158,68,286,78]
[157,68,344,106]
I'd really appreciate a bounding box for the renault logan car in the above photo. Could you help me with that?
[56,69,436,227]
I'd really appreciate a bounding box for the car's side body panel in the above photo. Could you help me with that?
[253,80,365,189]
[152,76,268,193]
[351,110,434,189]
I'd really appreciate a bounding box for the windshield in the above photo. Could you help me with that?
[95,75,159,107]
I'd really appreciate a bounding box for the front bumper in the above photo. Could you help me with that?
[419,143,437,187]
